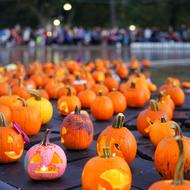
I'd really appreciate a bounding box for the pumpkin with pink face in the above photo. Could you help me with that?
[25,129,67,180]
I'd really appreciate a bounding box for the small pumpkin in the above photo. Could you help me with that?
[104,75,119,91]
[149,127,190,189]
[12,98,41,135]
[137,100,168,137]
[116,64,129,79]
[92,70,105,82]
[91,91,114,121]
[145,117,175,146]
[57,87,81,115]
[107,89,127,114]
[61,106,94,150]
[82,147,132,190]
[92,83,109,96]
[27,90,53,124]
[25,129,67,180]
[97,113,137,164]
[57,85,77,98]
[0,113,24,163]
[154,122,190,179]
[124,81,149,108]
[78,85,96,109]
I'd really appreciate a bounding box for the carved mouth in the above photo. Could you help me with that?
[5,151,23,159]
[35,166,58,174]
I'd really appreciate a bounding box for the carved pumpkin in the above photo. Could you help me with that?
[158,99,173,120]
[61,106,94,150]
[145,117,175,146]
[137,100,168,137]
[154,123,190,179]
[0,113,24,163]
[57,87,81,115]
[91,91,114,121]
[107,90,127,114]
[25,129,67,180]
[27,90,53,124]
[97,113,137,164]
[149,127,190,189]
[124,81,149,108]
[78,86,96,109]
[82,147,132,190]
[12,98,41,135]
[92,83,109,96]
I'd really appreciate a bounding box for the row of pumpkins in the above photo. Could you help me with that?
[0,58,189,189]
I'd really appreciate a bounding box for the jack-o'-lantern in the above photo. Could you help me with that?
[82,147,132,190]
[149,128,190,190]
[27,90,53,125]
[61,107,94,150]
[154,123,190,179]
[97,113,137,164]
[0,113,24,163]
[25,129,67,180]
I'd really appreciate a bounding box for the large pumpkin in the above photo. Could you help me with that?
[137,100,168,137]
[149,128,190,190]
[91,91,114,121]
[61,106,94,150]
[82,147,132,190]
[25,129,67,180]
[0,113,24,163]
[154,122,190,179]
[107,90,127,114]
[12,98,41,135]
[97,113,137,164]
[57,87,81,115]
[27,90,53,124]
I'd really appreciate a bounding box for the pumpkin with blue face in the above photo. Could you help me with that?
[61,106,94,150]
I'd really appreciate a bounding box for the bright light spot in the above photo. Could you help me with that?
[53,19,60,26]
[63,3,72,11]
[129,25,136,31]
[47,31,52,37]
[40,165,47,172]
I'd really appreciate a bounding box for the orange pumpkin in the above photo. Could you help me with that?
[30,73,46,87]
[97,113,137,164]
[38,89,49,100]
[58,85,77,98]
[57,87,81,115]
[145,117,175,146]
[107,90,127,114]
[104,75,119,91]
[61,106,94,150]
[92,71,105,82]
[0,113,24,163]
[158,99,173,120]
[91,91,113,121]
[137,100,168,137]
[82,147,132,190]
[154,123,190,179]
[149,128,190,190]
[12,98,41,135]
[116,64,129,79]
[78,86,96,109]
[0,82,9,96]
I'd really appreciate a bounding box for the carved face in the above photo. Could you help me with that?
[0,127,24,163]
[25,143,67,180]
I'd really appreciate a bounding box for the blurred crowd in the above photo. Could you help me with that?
[1,25,190,47]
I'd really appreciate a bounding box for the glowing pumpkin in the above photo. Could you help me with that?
[82,147,132,190]
[25,129,67,180]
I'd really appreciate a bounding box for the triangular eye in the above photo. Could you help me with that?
[7,136,14,143]
[50,152,62,164]
[30,153,42,164]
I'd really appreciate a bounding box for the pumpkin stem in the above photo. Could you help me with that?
[161,117,167,123]
[0,113,9,127]
[66,86,71,96]
[101,147,113,158]
[130,81,136,88]
[112,113,125,128]
[98,90,103,96]
[74,106,80,114]
[76,75,80,80]
[111,88,117,92]
[8,86,13,96]
[18,77,23,87]
[172,135,185,185]
[150,100,159,111]
[169,122,183,137]
[28,89,41,100]
[41,129,51,146]
[17,97,28,107]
